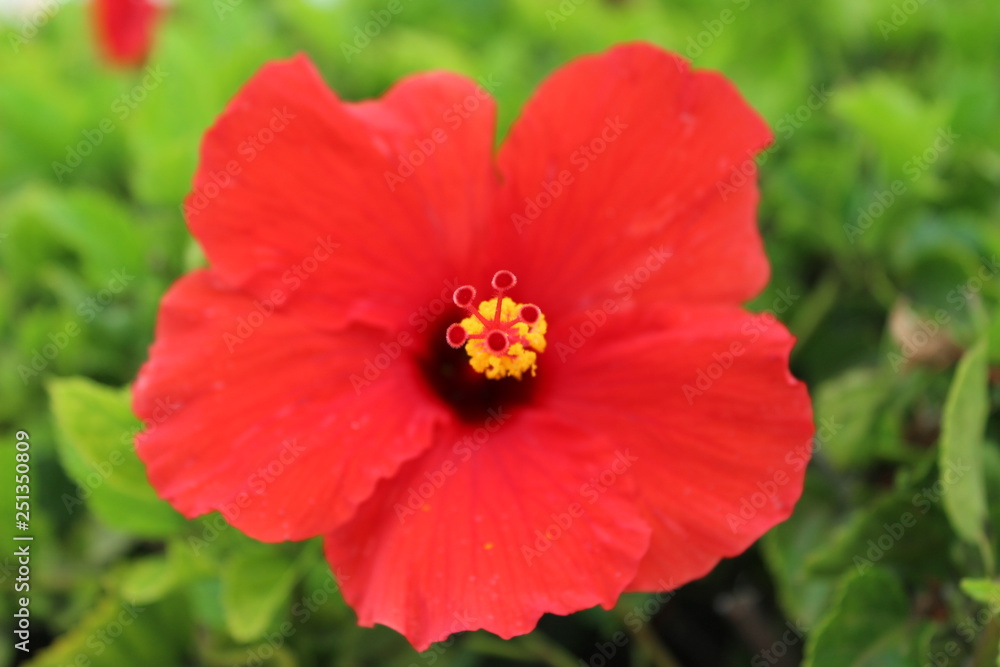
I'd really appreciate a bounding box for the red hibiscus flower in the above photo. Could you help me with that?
[133,43,814,650]
[93,0,160,67]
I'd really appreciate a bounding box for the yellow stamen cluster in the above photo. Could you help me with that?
[458,297,547,380]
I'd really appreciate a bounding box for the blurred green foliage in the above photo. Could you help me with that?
[1,0,999,665]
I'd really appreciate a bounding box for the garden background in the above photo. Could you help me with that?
[1,0,1000,665]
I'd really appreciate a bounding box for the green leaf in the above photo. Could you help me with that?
[1,186,145,290]
[988,313,1000,364]
[48,377,187,537]
[960,578,1000,606]
[960,578,1000,667]
[803,568,930,667]
[120,556,176,605]
[939,340,992,563]
[761,474,839,627]
[127,4,288,206]
[120,545,202,605]
[466,633,582,666]
[813,367,910,469]
[804,481,954,580]
[831,75,952,179]
[23,593,188,667]
[221,547,301,643]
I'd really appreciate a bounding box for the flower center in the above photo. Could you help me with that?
[445,270,547,380]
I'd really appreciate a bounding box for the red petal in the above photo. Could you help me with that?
[323,411,651,651]
[492,43,772,320]
[186,56,497,333]
[542,304,813,589]
[133,271,448,541]
[94,0,159,67]
[346,73,497,271]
